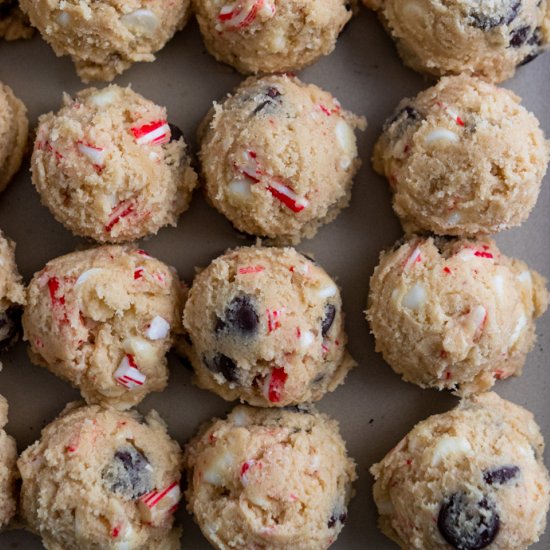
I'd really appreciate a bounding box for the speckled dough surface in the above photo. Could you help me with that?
[185,405,356,550]
[22,246,185,409]
[19,0,191,81]
[194,0,355,74]
[371,392,550,550]
[364,0,550,82]
[373,75,549,236]
[31,85,197,243]
[183,246,354,406]
[0,81,28,194]
[0,1,32,40]
[199,75,366,244]
[18,403,183,550]
[0,396,17,530]
[367,236,549,394]
[0,230,25,364]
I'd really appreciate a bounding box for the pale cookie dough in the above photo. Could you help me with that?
[185,404,356,550]
[18,403,183,549]
[183,246,355,406]
[0,396,17,530]
[0,230,25,362]
[366,236,549,394]
[0,81,28,193]
[22,246,185,409]
[364,0,550,82]
[32,85,197,243]
[0,1,33,40]
[199,75,366,244]
[194,0,355,74]
[19,0,192,82]
[373,75,549,236]
[371,392,550,550]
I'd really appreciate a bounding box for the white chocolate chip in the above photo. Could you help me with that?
[470,305,487,330]
[228,179,252,199]
[203,452,236,486]
[492,274,505,298]
[231,409,250,427]
[56,11,71,26]
[146,316,170,340]
[446,211,462,226]
[75,268,104,287]
[299,330,315,350]
[430,436,472,466]
[335,120,356,155]
[517,271,532,286]
[123,337,156,365]
[89,88,120,107]
[318,285,337,299]
[121,9,159,34]
[402,283,426,310]
[510,314,527,345]
[425,128,459,144]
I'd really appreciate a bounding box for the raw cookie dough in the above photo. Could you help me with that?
[371,392,550,550]
[22,245,185,409]
[0,396,17,530]
[18,403,183,549]
[366,236,549,394]
[199,75,366,244]
[32,85,197,243]
[194,0,355,74]
[183,246,355,406]
[0,230,25,362]
[364,0,550,82]
[0,81,28,193]
[185,404,356,550]
[373,75,549,236]
[19,0,192,82]
[0,1,33,40]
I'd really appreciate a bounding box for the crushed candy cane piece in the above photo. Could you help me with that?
[267,181,309,212]
[75,268,104,287]
[402,245,422,273]
[262,367,288,403]
[77,141,106,169]
[131,120,171,146]
[114,355,146,390]
[470,305,487,332]
[146,316,170,340]
[266,309,282,333]
[436,101,465,127]
[138,481,181,524]
[240,460,256,486]
[238,265,265,275]
[218,0,275,30]
[236,150,262,182]
[105,200,135,233]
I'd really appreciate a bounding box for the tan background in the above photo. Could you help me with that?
[0,7,549,549]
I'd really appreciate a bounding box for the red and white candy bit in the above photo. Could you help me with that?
[317,103,341,117]
[240,459,256,486]
[402,244,422,274]
[105,200,135,233]
[76,141,106,171]
[262,367,288,403]
[436,101,465,127]
[237,150,262,182]
[470,305,487,333]
[267,181,309,213]
[36,140,64,163]
[238,265,265,275]
[114,355,146,390]
[134,267,145,280]
[218,0,275,30]
[266,309,282,333]
[131,120,171,146]
[138,481,181,524]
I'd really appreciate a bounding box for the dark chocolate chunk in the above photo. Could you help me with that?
[438,492,500,550]
[510,25,531,47]
[206,354,239,383]
[102,445,153,500]
[168,123,184,142]
[327,511,348,529]
[216,294,259,336]
[0,307,22,352]
[469,1,521,30]
[252,86,282,115]
[483,465,520,485]
[321,304,336,337]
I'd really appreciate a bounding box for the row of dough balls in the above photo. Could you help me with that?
[3,1,549,83]
[0,390,548,549]
[1,74,549,244]
[0,230,546,409]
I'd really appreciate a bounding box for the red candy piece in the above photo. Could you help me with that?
[267,181,308,213]
[238,265,265,275]
[402,244,422,274]
[265,367,287,403]
[474,251,494,259]
[105,200,135,233]
[218,0,273,29]
[266,309,282,333]
[131,120,171,146]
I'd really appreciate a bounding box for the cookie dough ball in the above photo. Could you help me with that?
[0,396,17,530]
[367,237,549,394]
[32,85,197,243]
[371,392,550,550]
[0,1,33,40]
[18,403,183,549]
[0,82,28,193]
[22,245,184,409]
[0,230,25,360]
[364,0,550,82]
[183,246,354,406]
[185,404,356,550]
[373,76,549,236]
[20,0,191,81]
[199,75,366,244]
[194,0,354,74]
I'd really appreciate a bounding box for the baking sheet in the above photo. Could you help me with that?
[0,7,549,549]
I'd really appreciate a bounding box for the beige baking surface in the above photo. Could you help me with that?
[0,8,549,549]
